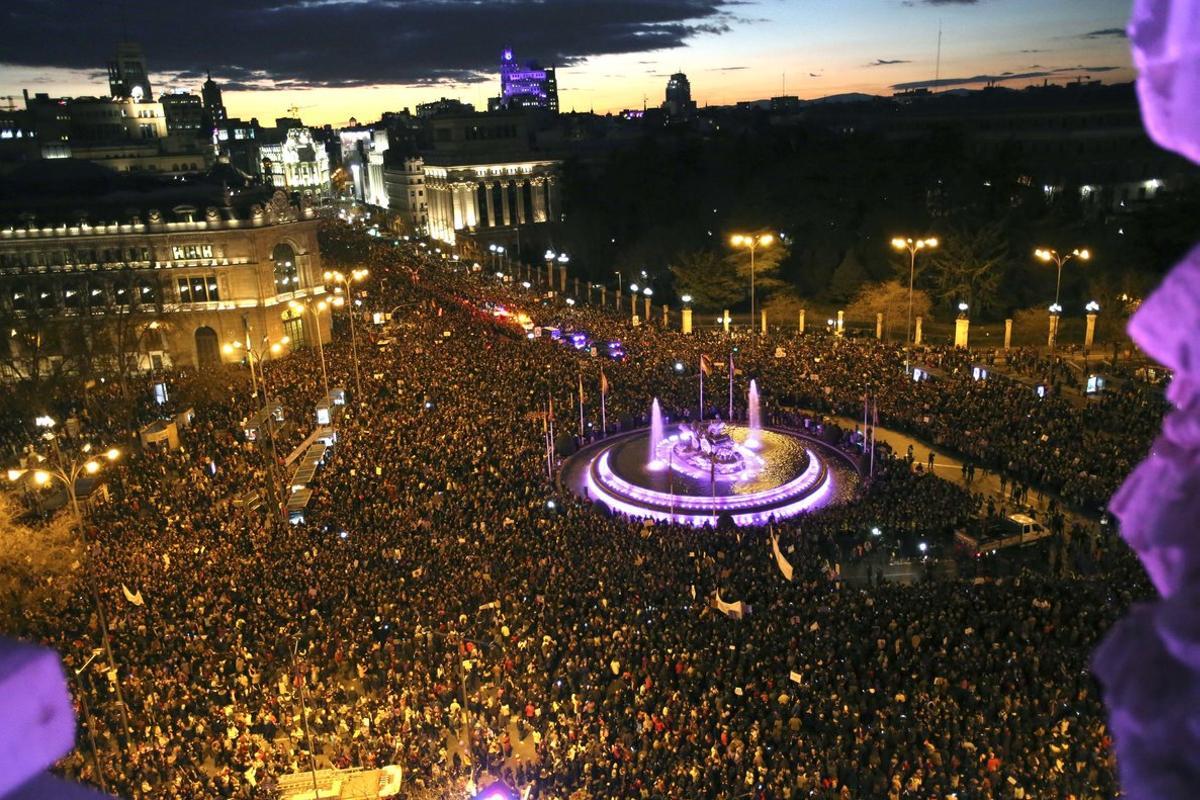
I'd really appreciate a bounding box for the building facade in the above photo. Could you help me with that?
[258,128,332,199]
[107,42,153,101]
[160,92,205,137]
[339,127,389,207]
[382,157,428,234]
[424,160,559,244]
[664,73,697,119]
[496,49,558,113]
[201,71,227,129]
[0,186,329,378]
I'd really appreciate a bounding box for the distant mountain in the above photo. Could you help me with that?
[806,92,880,105]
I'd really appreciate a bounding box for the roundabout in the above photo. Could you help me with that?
[561,416,861,526]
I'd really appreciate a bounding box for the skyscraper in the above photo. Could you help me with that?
[663,72,697,119]
[497,48,558,113]
[201,70,227,128]
[107,42,152,101]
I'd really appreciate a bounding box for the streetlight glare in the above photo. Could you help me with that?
[730,234,744,246]
[630,283,639,292]
[106,448,121,461]
[760,234,774,246]
[890,238,907,250]
[681,294,693,304]
[1076,249,1092,260]
[33,470,50,485]
[85,461,100,475]
[643,287,653,296]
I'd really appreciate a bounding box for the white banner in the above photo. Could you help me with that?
[771,534,794,582]
[713,589,749,620]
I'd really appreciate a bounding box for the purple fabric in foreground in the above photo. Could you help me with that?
[1095,2,1200,797]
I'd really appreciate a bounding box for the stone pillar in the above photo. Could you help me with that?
[723,310,731,334]
[500,181,511,226]
[1048,313,1060,349]
[836,310,845,336]
[515,181,528,225]
[798,308,806,334]
[464,183,478,229]
[954,315,970,349]
[451,183,464,232]
[875,312,884,340]
[644,296,651,323]
[602,287,608,307]
[914,316,923,345]
[574,277,580,297]
[532,178,547,223]
[484,182,496,228]
[559,266,567,293]
[682,308,693,334]
[1085,312,1098,348]
[546,177,559,222]
[545,260,553,288]
[662,304,669,327]
[1004,318,1013,350]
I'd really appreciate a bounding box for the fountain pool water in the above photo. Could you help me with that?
[646,398,666,470]
[746,379,762,449]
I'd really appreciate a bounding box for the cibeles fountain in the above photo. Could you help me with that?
[562,381,859,526]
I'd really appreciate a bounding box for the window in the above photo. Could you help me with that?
[272,243,299,293]
[178,274,219,303]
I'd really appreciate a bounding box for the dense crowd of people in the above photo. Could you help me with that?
[0,228,1161,799]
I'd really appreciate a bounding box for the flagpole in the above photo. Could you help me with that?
[699,355,704,421]
[870,399,877,478]
[600,369,608,437]
[728,351,734,420]
[578,373,585,439]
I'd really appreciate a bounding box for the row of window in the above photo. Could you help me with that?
[2,273,224,311]
[0,247,153,268]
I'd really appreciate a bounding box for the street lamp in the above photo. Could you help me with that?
[729,233,774,336]
[1034,247,1091,308]
[643,286,653,324]
[891,236,939,372]
[613,271,622,310]
[288,299,332,400]
[323,269,369,396]
[629,283,639,324]
[9,435,129,739]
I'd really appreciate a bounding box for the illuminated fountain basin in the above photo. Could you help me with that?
[563,423,856,526]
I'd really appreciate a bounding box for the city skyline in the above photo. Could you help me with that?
[2,0,1133,126]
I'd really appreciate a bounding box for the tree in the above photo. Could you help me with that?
[847,280,933,341]
[725,236,790,302]
[668,250,743,310]
[925,223,1008,315]
[827,249,870,303]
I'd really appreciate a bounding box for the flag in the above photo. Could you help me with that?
[578,373,586,405]
[700,355,712,376]
[600,368,609,395]
[121,584,145,606]
[771,534,795,582]
[713,589,749,619]
[548,395,555,421]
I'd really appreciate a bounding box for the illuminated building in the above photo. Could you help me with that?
[339,127,389,207]
[664,73,697,119]
[496,48,558,113]
[421,114,560,245]
[107,42,152,101]
[0,161,328,376]
[160,91,204,136]
[258,128,332,199]
[383,156,428,234]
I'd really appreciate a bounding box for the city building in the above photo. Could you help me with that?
[421,113,560,245]
[107,42,152,101]
[258,127,332,199]
[160,91,205,137]
[0,160,328,377]
[382,156,427,234]
[494,49,558,113]
[663,72,697,119]
[201,71,227,129]
[416,98,476,118]
[339,127,389,208]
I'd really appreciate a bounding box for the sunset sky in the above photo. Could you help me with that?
[1,0,1134,127]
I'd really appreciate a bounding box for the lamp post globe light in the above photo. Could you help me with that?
[891,236,939,372]
[1034,246,1091,308]
[323,268,369,396]
[8,426,130,740]
[729,232,774,336]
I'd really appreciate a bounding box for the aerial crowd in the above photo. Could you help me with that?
[0,228,1162,799]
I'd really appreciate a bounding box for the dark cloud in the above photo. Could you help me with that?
[867,59,911,67]
[1020,49,1045,54]
[809,73,822,78]
[1083,28,1127,39]
[706,65,748,71]
[0,0,744,90]
[892,64,1122,90]
[917,0,980,5]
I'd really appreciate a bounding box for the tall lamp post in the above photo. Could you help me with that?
[730,233,774,336]
[891,236,939,372]
[324,268,369,396]
[9,421,128,739]
[613,271,622,311]
[288,299,332,400]
[1034,246,1091,309]
[224,334,290,512]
